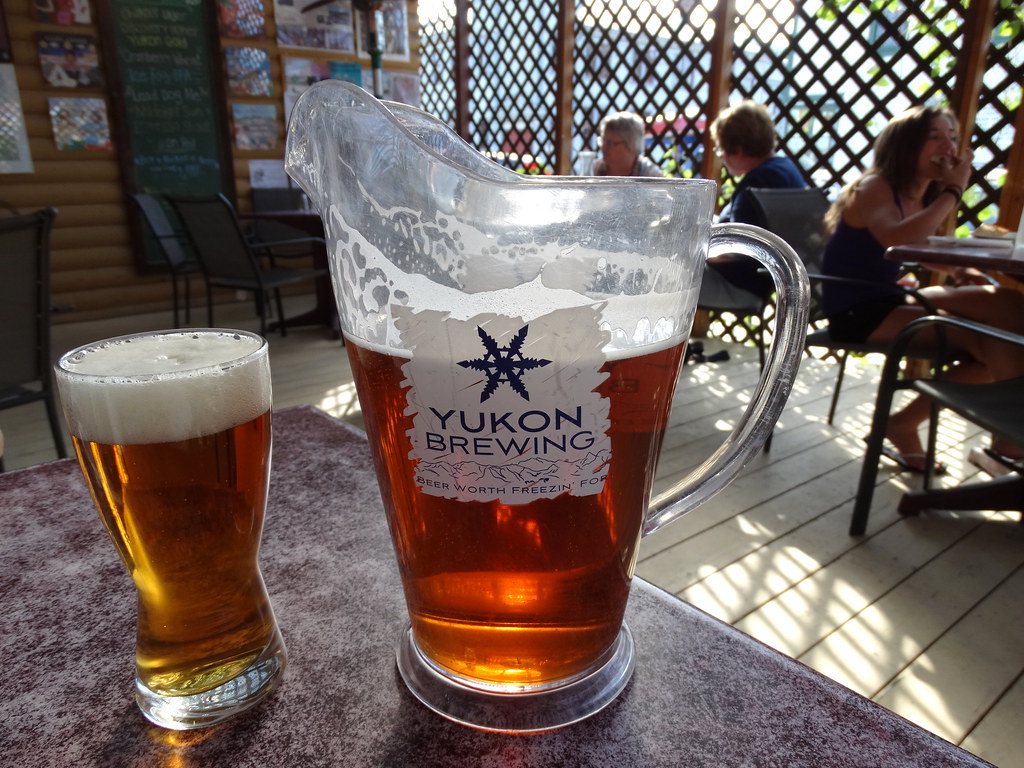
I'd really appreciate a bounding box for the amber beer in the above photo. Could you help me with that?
[56,329,286,728]
[348,335,686,688]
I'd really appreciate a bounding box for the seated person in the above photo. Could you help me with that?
[822,105,1024,471]
[700,101,807,308]
[592,111,664,178]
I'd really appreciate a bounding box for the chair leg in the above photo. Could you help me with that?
[922,401,941,486]
[756,315,766,371]
[184,275,192,325]
[255,292,269,337]
[828,352,848,425]
[206,281,215,327]
[760,307,774,451]
[898,474,1023,517]
[170,273,181,328]
[850,372,903,536]
[273,289,287,337]
[45,393,67,458]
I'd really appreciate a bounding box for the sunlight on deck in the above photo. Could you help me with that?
[315,381,361,421]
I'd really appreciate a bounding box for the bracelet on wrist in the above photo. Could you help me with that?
[940,185,963,203]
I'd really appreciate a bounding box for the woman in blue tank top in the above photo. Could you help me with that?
[821,105,1024,471]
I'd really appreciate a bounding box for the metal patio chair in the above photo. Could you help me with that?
[0,207,67,469]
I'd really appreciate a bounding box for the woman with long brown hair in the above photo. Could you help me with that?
[822,105,1024,471]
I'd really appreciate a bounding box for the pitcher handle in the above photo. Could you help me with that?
[644,223,810,535]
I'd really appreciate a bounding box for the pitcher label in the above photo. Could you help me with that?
[395,305,611,503]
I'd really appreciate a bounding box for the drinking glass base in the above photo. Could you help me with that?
[135,632,287,730]
[396,623,635,733]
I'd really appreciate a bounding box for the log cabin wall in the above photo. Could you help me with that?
[0,0,419,324]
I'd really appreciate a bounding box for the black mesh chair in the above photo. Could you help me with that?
[696,190,778,370]
[168,194,328,337]
[0,208,66,470]
[850,315,1024,535]
[747,187,936,425]
[696,265,773,369]
[129,193,202,328]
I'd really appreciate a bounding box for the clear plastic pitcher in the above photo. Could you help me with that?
[286,81,809,732]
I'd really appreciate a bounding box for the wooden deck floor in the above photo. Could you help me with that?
[4,297,1021,767]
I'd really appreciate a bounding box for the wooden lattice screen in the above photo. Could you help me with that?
[418,0,1024,345]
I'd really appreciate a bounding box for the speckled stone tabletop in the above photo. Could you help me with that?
[0,406,993,767]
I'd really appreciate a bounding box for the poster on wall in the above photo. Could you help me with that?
[283,56,361,120]
[362,68,419,107]
[36,33,102,88]
[283,57,328,119]
[224,46,272,96]
[232,103,277,150]
[30,0,91,25]
[356,0,408,61]
[249,158,288,188]
[0,64,34,173]
[218,0,266,39]
[385,70,419,106]
[274,0,354,53]
[48,96,112,150]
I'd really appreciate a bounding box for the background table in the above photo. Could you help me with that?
[0,407,993,767]
[888,240,1024,279]
[253,210,337,333]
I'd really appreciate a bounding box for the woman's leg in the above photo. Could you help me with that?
[925,285,1024,459]
[920,284,1024,381]
[861,300,992,468]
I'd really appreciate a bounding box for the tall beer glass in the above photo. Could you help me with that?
[55,329,286,730]
[286,81,809,732]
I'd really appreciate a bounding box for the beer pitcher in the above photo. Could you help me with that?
[286,81,809,732]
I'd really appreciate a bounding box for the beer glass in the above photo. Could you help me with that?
[55,329,286,730]
[286,81,809,732]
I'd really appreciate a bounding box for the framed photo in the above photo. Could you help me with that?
[224,46,272,96]
[218,0,267,39]
[37,33,102,88]
[274,0,355,53]
[357,0,409,62]
[232,103,278,151]
[363,68,419,107]
[282,56,363,120]
[31,0,91,25]
[0,64,34,173]
[48,96,111,151]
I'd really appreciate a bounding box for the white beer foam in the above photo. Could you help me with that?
[328,198,697,353]
[57,331,271,445]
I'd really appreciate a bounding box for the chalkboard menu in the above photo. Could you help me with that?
[99,0,232,268]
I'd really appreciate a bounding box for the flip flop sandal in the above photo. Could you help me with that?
[880,445,948,476]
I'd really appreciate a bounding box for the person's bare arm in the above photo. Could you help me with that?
[847,154,972,248]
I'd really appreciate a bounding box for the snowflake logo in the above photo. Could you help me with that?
[458,325,551,403]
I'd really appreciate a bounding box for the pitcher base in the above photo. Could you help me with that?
[135,632,287,730]
[397,623,635,733]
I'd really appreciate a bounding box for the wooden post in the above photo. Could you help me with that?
[997,104,1024,231]
[454,0,471,140]
[553,0,575,175]
[702,0,737,183]
[946,0,997,235]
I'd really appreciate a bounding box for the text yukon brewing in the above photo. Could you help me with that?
[423,405,597,456]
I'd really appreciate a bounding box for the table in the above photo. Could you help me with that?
[887,240,1024,279]
[253,210,337,334]
[0,406,994,767]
